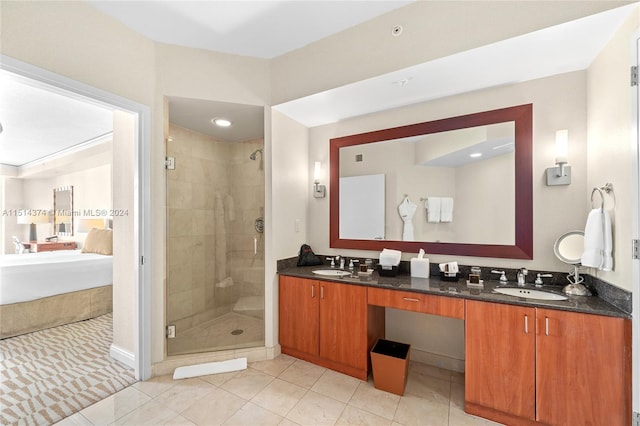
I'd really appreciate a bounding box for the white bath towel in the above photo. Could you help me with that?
[581,208,613,271]
[426,197,441,223]
[440,197,454,223]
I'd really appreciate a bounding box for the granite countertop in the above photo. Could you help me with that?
[278,265,630,319]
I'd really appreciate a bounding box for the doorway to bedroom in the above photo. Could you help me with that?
[0,55,150,381]
[165,97,265,356]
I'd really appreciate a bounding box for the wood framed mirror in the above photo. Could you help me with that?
[329,103,532,259]
[53,185,74,236]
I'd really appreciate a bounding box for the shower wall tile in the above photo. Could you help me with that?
[167,123,265,344]
[168,236,192,267]
[168,180,193,208]
[187,157,205,184]
[190,183,205,209]
[167,265,193,296]
[169,208,193,237]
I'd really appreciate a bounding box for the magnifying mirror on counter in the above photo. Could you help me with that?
[553,230,592,296]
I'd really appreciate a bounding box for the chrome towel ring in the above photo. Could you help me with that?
[590,182,614,209]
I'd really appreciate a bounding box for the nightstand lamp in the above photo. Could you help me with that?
[17,210,50,242]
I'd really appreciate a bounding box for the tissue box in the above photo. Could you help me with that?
[410,258,430,278]
[378,264,399,277]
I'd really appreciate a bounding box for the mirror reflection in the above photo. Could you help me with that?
[339,121,515,244]
[329,103,533,259]
[53,186,73,236]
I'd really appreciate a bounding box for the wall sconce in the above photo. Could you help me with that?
[313,161,326,198]
[546,129,571,186]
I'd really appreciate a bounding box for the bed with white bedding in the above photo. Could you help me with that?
[0,250,113,338]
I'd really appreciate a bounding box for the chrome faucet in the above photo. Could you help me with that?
[338,256,345,269]
[517,268,528,286]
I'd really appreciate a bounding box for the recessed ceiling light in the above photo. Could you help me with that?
[211,118,232,127]
[470,152,483,158]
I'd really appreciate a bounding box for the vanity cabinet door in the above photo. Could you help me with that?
[535,309,631,426]
[465,300,535,421]
[319,281,367,370]
[278,275,319,356]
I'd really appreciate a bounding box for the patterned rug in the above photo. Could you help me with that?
[0,313,136,425]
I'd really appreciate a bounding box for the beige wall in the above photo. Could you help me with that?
[24,165,112,244]
[270,109,310,347]
[6,162,112,247]
[112,110,137,355]
[587,8,639,292]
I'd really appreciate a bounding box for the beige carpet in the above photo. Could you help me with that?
[0,313,136,425]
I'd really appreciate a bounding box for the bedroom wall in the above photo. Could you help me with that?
[20,164,112,247]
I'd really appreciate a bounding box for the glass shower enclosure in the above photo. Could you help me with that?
[165,98,265,356]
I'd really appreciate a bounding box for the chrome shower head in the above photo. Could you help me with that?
[249,148,263,160]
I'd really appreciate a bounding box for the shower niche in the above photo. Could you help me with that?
[165,97,265,356]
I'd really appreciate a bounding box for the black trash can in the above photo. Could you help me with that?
[370,338,410,395]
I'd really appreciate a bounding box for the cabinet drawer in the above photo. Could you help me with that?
[367,288,464,319]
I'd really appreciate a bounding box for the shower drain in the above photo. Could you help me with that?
[230,329,244,336]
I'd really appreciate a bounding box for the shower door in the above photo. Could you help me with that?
[165,114,265,356]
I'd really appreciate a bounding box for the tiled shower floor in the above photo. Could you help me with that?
[168,312,265,356]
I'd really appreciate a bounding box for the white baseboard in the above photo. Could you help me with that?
[110,344,136,369]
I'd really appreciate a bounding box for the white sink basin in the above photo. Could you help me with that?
[312,269,352,277]
[493,287,568,301]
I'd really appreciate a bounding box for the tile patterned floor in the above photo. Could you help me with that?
[1,314,136,425]
[56,355,502,426]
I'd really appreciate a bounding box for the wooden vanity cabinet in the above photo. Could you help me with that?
[465,300,536,422]
[465,300,631,426]
[535,308,631,426]
[279,275,379,380]
[279,275,319,355]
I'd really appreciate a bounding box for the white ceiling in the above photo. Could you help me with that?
[1,2,636,168]
[274,3,639,127]
[86,0,414,59]
[0,70,114,167]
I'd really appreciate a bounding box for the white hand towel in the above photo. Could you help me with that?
[440,197,454,223]
[426,197,441,223]
[379,248,402,266]
[581,208,613,271]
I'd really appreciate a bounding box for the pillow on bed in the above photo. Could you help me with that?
[82,228,113,255]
